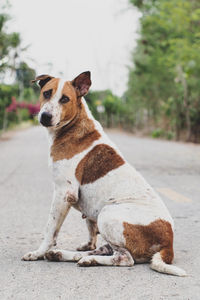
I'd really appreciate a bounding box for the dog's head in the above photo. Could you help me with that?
[33,71,91,128]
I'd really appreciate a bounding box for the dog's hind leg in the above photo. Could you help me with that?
[78,247,134,267]
[45,244,133,267]
[77,219,99,251]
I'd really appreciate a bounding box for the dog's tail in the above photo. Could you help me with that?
[150,251,187,277]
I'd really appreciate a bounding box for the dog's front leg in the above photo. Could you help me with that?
[22,184,71,261]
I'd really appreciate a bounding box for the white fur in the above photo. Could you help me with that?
[78,253,134,267]
[38,79,66,126]
[151,252,187,277]
[46,249,89,262]
[79,162,174,224]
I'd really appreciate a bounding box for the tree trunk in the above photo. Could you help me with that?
[177,65,192,141]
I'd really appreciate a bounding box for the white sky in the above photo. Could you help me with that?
[8,0,141,96]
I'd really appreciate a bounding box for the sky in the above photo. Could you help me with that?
[8,0,141,96]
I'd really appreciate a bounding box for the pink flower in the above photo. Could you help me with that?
[27,103,40,116]
[6,97,40,116]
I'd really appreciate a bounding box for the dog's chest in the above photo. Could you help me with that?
[51,155,106,218]
[74,188,105,221]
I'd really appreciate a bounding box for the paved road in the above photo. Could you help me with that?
[0,127,200,300]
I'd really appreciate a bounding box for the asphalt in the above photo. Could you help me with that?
[0,126,200,300]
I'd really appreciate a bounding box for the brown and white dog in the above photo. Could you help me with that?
[22,71,186,276]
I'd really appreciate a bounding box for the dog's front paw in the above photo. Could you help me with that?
[22,250,45,261]
[45,250,62,261]
[77,242,96,251]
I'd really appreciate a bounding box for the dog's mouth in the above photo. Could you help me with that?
[40,119,53,127]
[40,122,53,127]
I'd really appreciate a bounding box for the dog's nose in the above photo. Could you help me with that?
[40,112,52,127]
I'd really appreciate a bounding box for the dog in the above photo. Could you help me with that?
[22,71,186,276]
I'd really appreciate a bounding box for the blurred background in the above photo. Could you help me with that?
[1,0,200,142]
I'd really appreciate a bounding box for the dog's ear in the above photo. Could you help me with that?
[72,71,91,97]
[31,75,54,89]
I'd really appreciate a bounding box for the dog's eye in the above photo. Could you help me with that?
[59,95,70,104]
[43,89,52,99]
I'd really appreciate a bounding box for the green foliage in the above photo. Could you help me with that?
[16,62,36,89]
[23,88,34,101]
[0,3,21,73]
[166,131,174,140]
[85,90,129,128]
[85,90,110,119]
[18,108,30,121]
[0,83,20,129]
[85,89,114,120]
[151,128,174,140]
[103,94,121,115]
[127,0,200,142]
[0,1,39,131]
[151,128,164,138]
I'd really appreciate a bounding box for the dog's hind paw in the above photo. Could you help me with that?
[22,250,44,261]
[77,242,96,251]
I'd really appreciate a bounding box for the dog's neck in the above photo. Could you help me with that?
[49,99,101,162]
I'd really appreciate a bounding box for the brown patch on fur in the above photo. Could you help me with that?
[160,248,174,264]
[39,78,59,107]
[59,82,79,125]
[51,103,101,161]
[123,219,174,264]
[75,144,125,184]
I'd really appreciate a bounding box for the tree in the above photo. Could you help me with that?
[0,2,21,76]
[16,62,36,88]
[0,1,39,130]
[127,0,200,142]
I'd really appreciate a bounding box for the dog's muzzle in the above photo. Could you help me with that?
[40,112,53,127]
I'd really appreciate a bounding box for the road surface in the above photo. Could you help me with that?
[0,127,200,300]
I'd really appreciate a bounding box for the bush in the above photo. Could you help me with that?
[151,128,164,138]
[0,84,20,130]
[166,131,174,140]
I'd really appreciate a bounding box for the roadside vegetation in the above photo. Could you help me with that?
[83,0,200,143]
[125,0,200,142]
[0,2,39,133]
[1,0,200,142]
